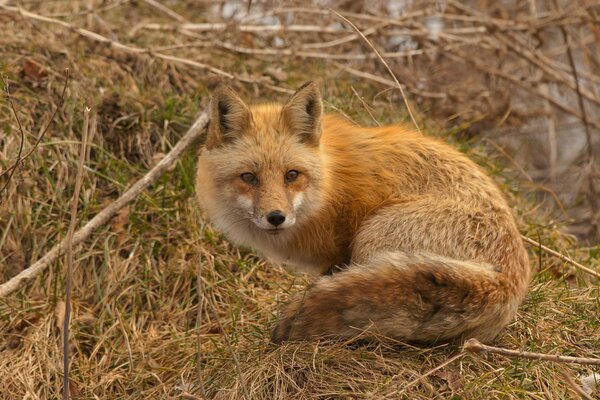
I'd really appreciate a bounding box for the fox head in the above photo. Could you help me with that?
[197,82,328,239]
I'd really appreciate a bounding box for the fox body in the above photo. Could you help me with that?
[195,83,530,344]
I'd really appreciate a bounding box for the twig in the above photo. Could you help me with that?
[385,353,464,397]
[215,39,461,62]
[339,64,447,99]
[142,0,186,22]
[331,9,422,133]
[0,76,25,200]
[0,110,209,297]
[142,22,352,34]
[196,254,206,399]
[63,107,90,400]
[206,297,250,400]
[521,235,600,279]
[351,86,380,127]
[463,338,600,366]
[301,24,384,50]
[1,70,70,196]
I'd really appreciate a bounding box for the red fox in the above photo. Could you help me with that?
[195,82,531,344]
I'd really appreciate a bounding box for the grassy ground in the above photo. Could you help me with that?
[1,2,599,399]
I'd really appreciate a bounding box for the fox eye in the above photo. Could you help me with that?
[285,170,299,184]
[240,172,258,186]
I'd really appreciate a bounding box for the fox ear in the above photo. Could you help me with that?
[281,82,323,145]
[207,85,251,149]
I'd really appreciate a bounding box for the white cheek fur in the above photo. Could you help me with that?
[237,195,253,212]
[292,192,304,211]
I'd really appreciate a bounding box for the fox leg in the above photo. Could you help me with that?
[271,252,519,344]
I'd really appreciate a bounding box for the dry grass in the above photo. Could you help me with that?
[0,1,599,399]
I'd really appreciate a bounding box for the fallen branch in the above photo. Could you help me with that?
[521,235,600,279]
[0,110,209,297]
[463,338,600,366]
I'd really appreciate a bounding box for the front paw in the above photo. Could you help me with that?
[271,300,304,344]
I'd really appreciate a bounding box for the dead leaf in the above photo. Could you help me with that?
[21,58,47,83]
[264,66,288,82]
[76,313,97,327]
[580,372,600,398]
[433,369,463,392]
[55,300,66,331]
[112,205,130,233]
[68,378,81,398]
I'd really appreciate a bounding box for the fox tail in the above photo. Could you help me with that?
[271,251,528,344]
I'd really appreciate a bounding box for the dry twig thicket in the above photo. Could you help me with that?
[0,1,599,399]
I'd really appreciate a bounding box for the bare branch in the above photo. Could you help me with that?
[521,235,600,279]
[464,338,600,366]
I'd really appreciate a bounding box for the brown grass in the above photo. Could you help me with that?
[1,1,599,399]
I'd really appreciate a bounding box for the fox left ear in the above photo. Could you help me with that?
[281,82,323,145]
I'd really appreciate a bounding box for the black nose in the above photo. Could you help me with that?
[266,210,286,227]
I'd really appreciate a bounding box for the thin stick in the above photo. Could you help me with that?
[521,235,600,279]
[143,22,351,34]
[331,9,421,133]
[0,110,209,297]
[351,86,381,127]
[142,0,186,22]
[0,70,70,190]
[381,352,464,398]
[206,298,250,400]
[196,254,206,399]
[63,107,90,399]
[463,338,600,366]
[0,76,25,199]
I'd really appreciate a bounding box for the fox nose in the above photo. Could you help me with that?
[266,210,286,227]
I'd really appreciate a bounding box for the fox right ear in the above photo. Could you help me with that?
[207,85,251,149]
[281,82,323,145]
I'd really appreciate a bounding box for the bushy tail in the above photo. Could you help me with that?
[271,252,527,344]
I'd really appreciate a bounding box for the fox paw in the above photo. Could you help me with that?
[271,294,351,343]
[271,299,305,344]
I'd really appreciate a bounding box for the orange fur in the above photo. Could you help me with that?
[195,83,531,344]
